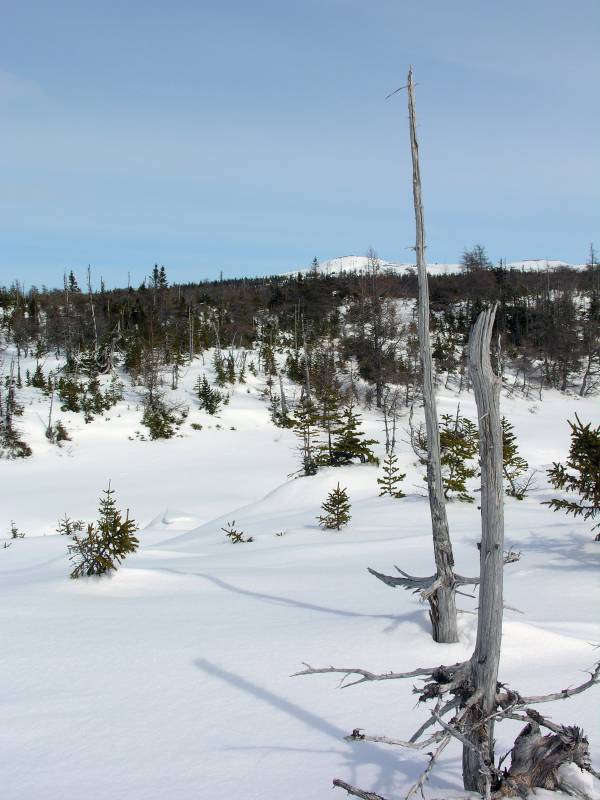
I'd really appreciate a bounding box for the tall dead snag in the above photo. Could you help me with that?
[463,304,504,794]
[298,306,599,800]
[369,66,458,643]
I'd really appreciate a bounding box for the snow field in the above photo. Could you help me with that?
[1,352,599,799]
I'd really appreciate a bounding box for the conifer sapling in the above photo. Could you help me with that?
[68,484,139,577]
[377,451,406,498]
[544,415,600,540]
[318,483,351,530]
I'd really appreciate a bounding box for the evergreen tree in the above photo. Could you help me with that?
[292,395,322,475]
[331,404,378,466]
[318,388,343,466]
[158,265,168,289]
[318,483,351,530]
[150,264,160,290]
[502,417,530,499]
[67,270,81,293]
[68,485,139,578]
[544,416,600,539]
[377,451,406,498]
[0,379,31,459]
[141,392,187,439]
[31,364,46,389]
[213,351,228,386]
[195,375,223,415]
[438,411,479,502]
[221,520,253,543]
[412,408,478,502]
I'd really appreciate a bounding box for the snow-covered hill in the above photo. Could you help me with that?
[283,255,582,278]
[0,352,599,800]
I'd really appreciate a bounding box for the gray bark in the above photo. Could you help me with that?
[407,67,458,643]
[463,305,504,793]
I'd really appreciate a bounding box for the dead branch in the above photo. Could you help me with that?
[333,779,389,800]
[406,734,451,800]
[409,697,460,742]
[345,729,443,750]
[432,713,493,800]
[496,662,600,708]
[292,661,464,689]
[368,550,519,597]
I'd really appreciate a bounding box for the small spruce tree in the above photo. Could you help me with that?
[221,520,253,543]
[377,451,406,498]
[331,404,378,466]
[318,483,351,530]
[68,485,139,578]
[195,375,223,415]
[67,270,81,293]
[292,395,322,476]
[212,352,228,386]
[544,415,600,540]
[502,417,530,499]
[438,411,479,502]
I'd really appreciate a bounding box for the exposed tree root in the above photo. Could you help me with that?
[297,657,600,799]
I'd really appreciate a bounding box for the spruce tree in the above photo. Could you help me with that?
[0,379,32,459]
[438,411,479,502]
[501,417,530,499]
[318,483,351,530]
[292,395,322,475]
[544,415,600,539]
[68,485,139,578]
[31,364,46,389]
[213,352,227,386]
[195,375,223,415]
[331,404,378,466]
[319,388,343,466]
[377,451,406,498]
[158,265,168,289]
[67,270,81,293]
[411,408,478,502]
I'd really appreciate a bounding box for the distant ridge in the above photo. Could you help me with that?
[282,255,582,278]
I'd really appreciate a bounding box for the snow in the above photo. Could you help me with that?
[1,353,599,800]
[282,254,583,278]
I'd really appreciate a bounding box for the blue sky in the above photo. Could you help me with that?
[1,0,598,288]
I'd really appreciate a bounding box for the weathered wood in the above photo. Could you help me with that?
[505,722,592,797]
[332,779,388,800]
[406,66,458,643]
[463,305,504,793]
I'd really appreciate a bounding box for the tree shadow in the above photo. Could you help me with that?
[514,530,600,572]
[183,570,431,635]
[194,658,459,798]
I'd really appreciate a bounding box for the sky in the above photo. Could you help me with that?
[1,0,599,289]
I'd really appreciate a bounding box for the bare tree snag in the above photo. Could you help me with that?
[370,66,458,643]
[407,66,458,643]
[462,304,504,794]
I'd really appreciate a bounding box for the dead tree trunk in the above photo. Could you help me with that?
[87,265,98,357]
[371,67,458,643]
[463,304,504,794]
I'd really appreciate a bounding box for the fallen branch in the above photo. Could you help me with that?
[409,697,460,743]
[406,734,451,800]
[345,728,444,750]
[333,779,389,800]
